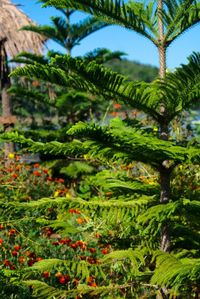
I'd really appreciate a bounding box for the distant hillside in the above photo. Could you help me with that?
[105,59,158,82]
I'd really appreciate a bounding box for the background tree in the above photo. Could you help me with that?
[44,0,200,252]
[0,0,44,156]
[0,0,199,298]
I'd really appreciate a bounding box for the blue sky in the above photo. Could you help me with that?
[12,0,200,69]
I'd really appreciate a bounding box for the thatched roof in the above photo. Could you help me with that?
[0,0,45,57]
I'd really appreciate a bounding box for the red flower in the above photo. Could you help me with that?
[89,248,96,254]
[47,177,53,181]
[43,227,54,237]
[43,169,48,174]
[52,241,60,246]
[80,256,86,260]
[8,229,17,236]
[33,171,41,177]
[70,243,78,250]
[27,259,35,267]
[36,257,43,262]
[64,274,70,282]
[14,245,21,251]
[59,275,70,284]
[34,163,40,168]
[59,276,66,284]
[59,238,71,245]
[0,238,4,245]
[42,271,50,278]
[101,248,108,254]
[25,251,36,259]
[87,257,96,264]
[11,250,18,256]
[3,259,11,266]
[11,173,18,179]
[58,178,64,183]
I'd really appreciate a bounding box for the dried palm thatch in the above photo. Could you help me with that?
[0,0,46,158]
[0,0,45,57]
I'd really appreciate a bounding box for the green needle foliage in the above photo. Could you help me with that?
[1,0,200,298]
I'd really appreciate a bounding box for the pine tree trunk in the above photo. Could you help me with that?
[2,83,15,156]
[157,0,171,254]
[159,45,166,79]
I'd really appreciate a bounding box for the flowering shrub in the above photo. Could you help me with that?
[0,218,112,299]
[0,154,67,201]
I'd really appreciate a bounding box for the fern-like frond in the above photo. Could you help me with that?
[83,47,126,63]
[164,0,200,45]
[68,120,200,165]
[22,23,65,48]
[101,248,145,271]
[23,280,71,299]
[43,0,158,44]
[22,16,108,50]
[11,53,200,122]
[0,132,84,156]
[157,52,200,120]
[8,86,50,105]
[138,198,200,240]
[11,51,48,65]
[151,251,200,293]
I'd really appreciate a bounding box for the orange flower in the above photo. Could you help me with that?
[15,165,21,171]
[11,173,18,179]
[111,111,117,117]
[114,103,121,109]
[89,282,97,287]
[95,233,101,238]
[69,209,81,214]
[32,80,40,87]
[24,250,31,257]
[55,272,62,278]
[76,217,84,224]
[18,256,26,263]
